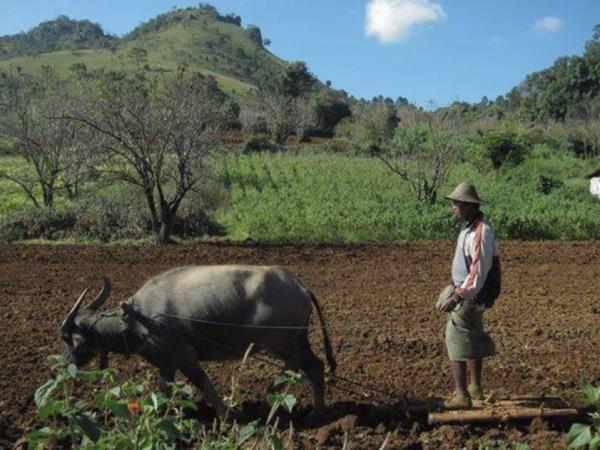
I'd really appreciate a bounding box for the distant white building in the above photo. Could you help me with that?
[587,169,600,199]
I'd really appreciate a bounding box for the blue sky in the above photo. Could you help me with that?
[1,0,598,107]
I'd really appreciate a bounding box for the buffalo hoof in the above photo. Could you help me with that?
[303,407,333,427]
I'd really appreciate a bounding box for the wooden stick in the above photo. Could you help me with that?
[428,406,578,425]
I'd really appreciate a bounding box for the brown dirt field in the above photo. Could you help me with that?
[1,241,599,449]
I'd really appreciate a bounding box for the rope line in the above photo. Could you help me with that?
[131,304,406,332]
[133,310,397,401]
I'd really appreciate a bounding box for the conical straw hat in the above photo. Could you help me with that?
[445,182,482,204]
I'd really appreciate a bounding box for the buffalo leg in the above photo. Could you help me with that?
[180,363,227,417]
[300,351,325,413]
[99,352,109,370]
[158,366,175,395]
[288,333,326,414]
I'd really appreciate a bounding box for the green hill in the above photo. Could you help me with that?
[0,5,287,96]
[0,15,118,59]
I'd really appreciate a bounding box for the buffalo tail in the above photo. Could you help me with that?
[309,291,337,374]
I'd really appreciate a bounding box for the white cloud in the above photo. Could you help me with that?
[365,0,445,44]
[531,16,564,36]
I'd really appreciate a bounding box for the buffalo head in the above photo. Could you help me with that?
[60,278,111,367]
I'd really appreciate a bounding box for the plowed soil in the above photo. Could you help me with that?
[1,241,599,449]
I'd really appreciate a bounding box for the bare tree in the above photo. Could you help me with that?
[67,66,227,244]
[373,108,461,204]
[294,95,318,142]
[0,67,90,209]
[241,90,318,147]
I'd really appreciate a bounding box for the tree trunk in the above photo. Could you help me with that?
[157,222,170,245]
[143,188,159,235]
[157,207,176,245]
[43,186,54,210]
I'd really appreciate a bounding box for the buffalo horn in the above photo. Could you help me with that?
[86,277,112,311]
[60,287,89,332]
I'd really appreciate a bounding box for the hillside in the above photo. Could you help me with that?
[0,15,118,60]
[0,5,287,96]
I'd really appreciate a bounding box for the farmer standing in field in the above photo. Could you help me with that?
[436,182,501,409]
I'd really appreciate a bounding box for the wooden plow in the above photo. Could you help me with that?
[427,396,579,425]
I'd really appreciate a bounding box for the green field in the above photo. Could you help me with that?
[216,150,599,240]
[2,148,597,241]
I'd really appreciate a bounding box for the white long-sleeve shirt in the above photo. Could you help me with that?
[452,214,499,301]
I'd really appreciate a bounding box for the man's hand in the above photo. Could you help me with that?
[437,293,462,312]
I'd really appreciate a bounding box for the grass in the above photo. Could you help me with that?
[2,149,599,241]
[0,155,35,216]
[215,150,600,241]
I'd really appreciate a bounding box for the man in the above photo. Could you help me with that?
[436,182,500,409]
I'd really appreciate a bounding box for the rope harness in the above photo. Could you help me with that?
[120,302,401,402]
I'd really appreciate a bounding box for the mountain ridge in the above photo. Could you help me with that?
[0,5,286,96]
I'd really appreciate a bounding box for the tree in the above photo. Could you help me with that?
[128,47,148,70]
[585,23,600,57]
[68,66,228,244]
[241,61,320,146]
[313,88,352,133]
[0,67,90,209]
[247,25,263,48]
[221,13,241,26]
[267,61,316,98]
[349,101,398,152]
[241,91,317,146]
[570,98,600,158]
[372,109,461,204]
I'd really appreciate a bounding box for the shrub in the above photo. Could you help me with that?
[333,116,353,140]
[480,130,532,168]
[242,135,276,154]
[0,205,80,242]
[174,182,228,237]
[537,174,563,195]
[73,190,149,242]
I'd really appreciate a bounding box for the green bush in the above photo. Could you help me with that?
[479,130,532,169]
[242,135,276,154]
[333,116,353,140]
[537,174,563,195]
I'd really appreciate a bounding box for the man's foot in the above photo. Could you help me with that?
[467,384,484,401]
[443,391,472,410]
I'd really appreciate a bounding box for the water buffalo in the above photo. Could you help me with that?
[60,265,336,416]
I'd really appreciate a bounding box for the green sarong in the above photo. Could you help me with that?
[445,298,496,361]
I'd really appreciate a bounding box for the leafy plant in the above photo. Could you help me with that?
[537,174,563,195]
[27,354,303,449]
[567,383,600,449]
